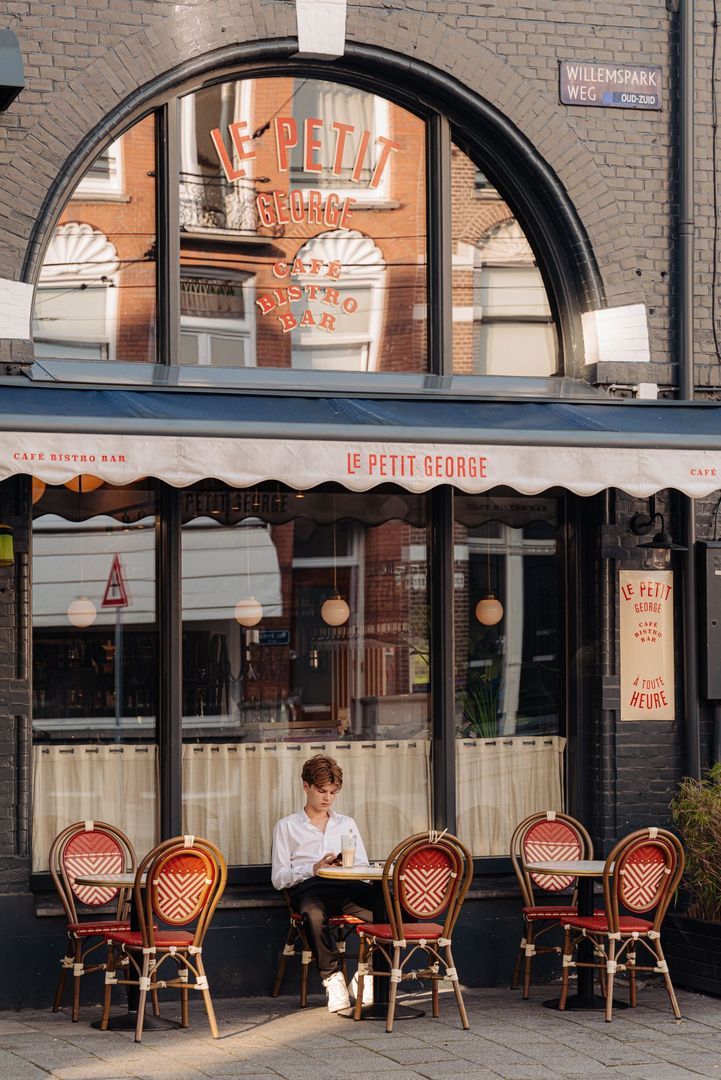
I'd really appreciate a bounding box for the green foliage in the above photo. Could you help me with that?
[458,658,501,739]
[671,763,721,923]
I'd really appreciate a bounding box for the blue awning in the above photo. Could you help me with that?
[1,383,720,497]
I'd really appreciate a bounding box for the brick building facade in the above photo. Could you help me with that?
[0,0,717,1008]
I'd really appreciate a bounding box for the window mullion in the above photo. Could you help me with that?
[427,114,453,376]
[156,101,180,365]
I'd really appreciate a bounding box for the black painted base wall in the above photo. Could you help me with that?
[0,893,558,1012]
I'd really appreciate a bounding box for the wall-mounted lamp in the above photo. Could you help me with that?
[630,502,687,570]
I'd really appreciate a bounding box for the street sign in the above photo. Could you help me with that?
[101,553,129,608]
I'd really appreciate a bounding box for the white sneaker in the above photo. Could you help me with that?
[350,970,374,1006]
[323,970,350,1013]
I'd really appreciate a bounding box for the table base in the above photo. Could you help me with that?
[339,1002,425,1021]
[92,1012,181,1031]
[543,994,628,1011]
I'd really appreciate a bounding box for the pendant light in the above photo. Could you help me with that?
[67,476,97,628]
[64,475,104,493]
[31,478,46,504]
[234,517,263,627]
[475,511,503,627]
[321,493,350,626]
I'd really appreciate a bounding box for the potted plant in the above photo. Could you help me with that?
[664,763,721,994]
[457,657,501,739]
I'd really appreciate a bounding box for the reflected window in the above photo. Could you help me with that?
[32,115,158,364]
[452,144,558,375]
[31,481,159,871]
[453,495,564,856]
[180,484,431,864]
[179,268,256,367]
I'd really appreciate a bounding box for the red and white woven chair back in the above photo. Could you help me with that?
[397,844,457,920]
[616,837,674,914]
[151,848,216,926]
[524,817,582,893]
[63,828,124,908]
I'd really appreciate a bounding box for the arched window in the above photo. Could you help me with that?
[31,73,565,379]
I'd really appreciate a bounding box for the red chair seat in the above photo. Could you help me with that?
[357,922,444,940]
[68,920,130,937]
[523,905,577,920]
[108,929,194,949]
[565,914,653,935]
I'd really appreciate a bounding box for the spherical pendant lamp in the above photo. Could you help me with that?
[234,595,263,627]
[67,596,97,629]
[321,593,350,627]
[31,478,46,504]
[64,475,104,493]
[475,593,504,626]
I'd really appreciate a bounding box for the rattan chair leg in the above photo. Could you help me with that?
[445,946,469,1030]
[300,946,311,1009]
[135,956,149,1043]
[604,940,616,1023]
[655,941,682,1019]
[628,951,637,1008]
[197,957,219,1038]
[100,944,114,1031]
[71,940,82,1022]
[53,943,72,1012]
[180,963,189,1028]
[353,938,367,1021]
[386,946,400,1033]
[558,928,571,1010]
[151,972,160,1017]
[522,923,535,999]
[432,971,439,1017]
[271,926,295,998]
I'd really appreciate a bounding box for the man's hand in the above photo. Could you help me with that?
[313,853,341,875]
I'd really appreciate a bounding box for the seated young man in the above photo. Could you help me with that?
[271,753,373,1012]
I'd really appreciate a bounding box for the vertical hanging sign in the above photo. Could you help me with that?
[619,570,674,721]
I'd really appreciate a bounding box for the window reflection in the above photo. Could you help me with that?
[454,495,564,856]
[31,482,159,870]
[180,485,431,863]
[32,116,158,364]
[452,144,558,376]
[178,77,427,373]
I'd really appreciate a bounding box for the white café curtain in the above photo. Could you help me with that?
[32,744,158,871]
[33,736,565,869]
[456,735,566,857]
[182,739,431,864]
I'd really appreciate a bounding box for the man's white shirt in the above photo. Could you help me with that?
[271,808,370,890]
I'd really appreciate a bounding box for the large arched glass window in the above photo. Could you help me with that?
[32,75,561,378]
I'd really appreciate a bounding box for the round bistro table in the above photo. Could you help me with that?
[74,871,178,1031]
[316,862,423,1020]
[525,859,624,1011]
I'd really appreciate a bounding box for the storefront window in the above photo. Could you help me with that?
[178,77,427,372]
[453,495,564,856]
[32,115,158,363]
[451,144,558,375]
[31,482,158,871]
[180,484,431,864]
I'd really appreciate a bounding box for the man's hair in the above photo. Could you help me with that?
[302,754,343,789]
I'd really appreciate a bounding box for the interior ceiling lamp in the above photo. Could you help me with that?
[66,475,97,628]
[0,524,14,568]
[31,478,45,504]
[64,475,104,493]
[235,520,263,627]
[475,514,504,626]
[630,499,687,570]
[321,494,350,627]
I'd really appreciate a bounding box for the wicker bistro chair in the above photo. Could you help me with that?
[353,831,473,1033]
[101,835,227,1042]
[271,889,363,1007]
[50,820,136,1021]
[560,827,685,1022]
[510,810,594,998]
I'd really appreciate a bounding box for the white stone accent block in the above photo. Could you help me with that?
[0,278,33,339]
[582,303,650,365]
[296,0,347,59]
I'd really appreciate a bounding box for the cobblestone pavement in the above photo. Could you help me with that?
[1,985,721,1080]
